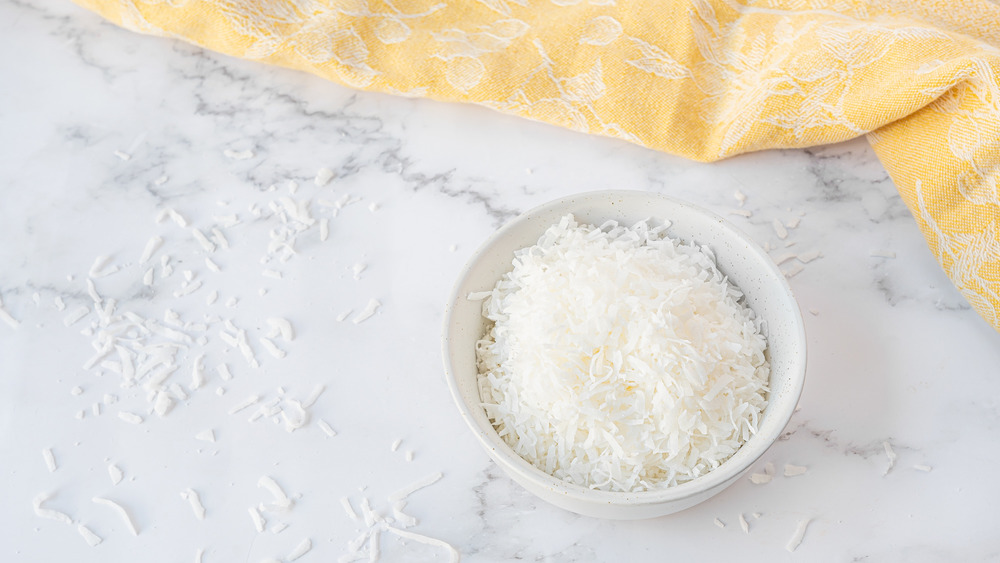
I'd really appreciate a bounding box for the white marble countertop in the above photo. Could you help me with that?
[3,3,1000,562]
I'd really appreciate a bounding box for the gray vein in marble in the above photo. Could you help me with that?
[779,419,911,463]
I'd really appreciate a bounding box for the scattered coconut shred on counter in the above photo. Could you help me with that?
[476,214,770,492]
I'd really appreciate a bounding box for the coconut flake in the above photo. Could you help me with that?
[287,538,312,561]
[0,299,19,329]
[772,219,788,239]
[739,513,749,534]
[318,419,337,438]
[174,280,203,298]
[211,228,230,250]
[140,236,163,264]
[384,526,460,563]
[797,250,822,263]
[266,317,295,341]
[783,263,805,278]
[118,411,143,425]
[883,441,897,476]
[248,506,265,532]
[302,384,325,408]
[728,209,752,218]
[352,263,366,280]
[315,167,335,186]
[351,300,380,324]
[196,429,216,443]
[229,395,260,415]
[63,306,90,327]
[33,492,73,525]
[388,472,442,503]
[78,524,102,546]
[785,518,812,552]
[773,253,797,265]
[784,464,808,477]
[42,448,57,473]
[216,363,233,381]
[93,497,139,535]
[320,218,330,241]
[270,522,288,534]
[259,337,286,359]
[280,399,308,432]
[181,488,207,520]
[340,497,359,521]
[749,472,772,484]
[192,228,216,253]
[107,463,124,485]
[190,353,205,390]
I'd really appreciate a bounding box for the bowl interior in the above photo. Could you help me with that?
[443,190,806,506]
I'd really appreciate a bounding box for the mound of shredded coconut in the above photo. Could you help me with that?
[475,214,769,492]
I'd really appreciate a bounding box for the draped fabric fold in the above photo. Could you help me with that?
[75,0,1000,331]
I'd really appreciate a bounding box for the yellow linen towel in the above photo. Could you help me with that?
[75,0,1000,331]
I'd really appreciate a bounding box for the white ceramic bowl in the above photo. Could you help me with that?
[442,190,806,519]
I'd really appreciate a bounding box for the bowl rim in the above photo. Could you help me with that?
[442,189,807,507]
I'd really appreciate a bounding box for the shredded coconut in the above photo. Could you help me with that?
[287,538,312,561]
[351,300,381,324]
[108,463,124,485]
[786,518,812,552]
[388,472,443,502]
[140,236,163,264]
[797,250,822,263]
[33,492,73,525]
[118,411,143,425]
[384,526,460,563]
[42,448,57,472]
[784,464,808,477]
[318,419,337,438]
[93,497,139,535]
[180,488,207,520]
[258,476,293,511]
[477,215,769,491]
[772,219,788,239]
[249,506,265,532]
[341,497,359,521]
[78,524,103,546]
[315,167,335,186]
[883,441,897,476]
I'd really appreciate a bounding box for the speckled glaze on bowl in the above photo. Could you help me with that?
[442,190,806,520]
